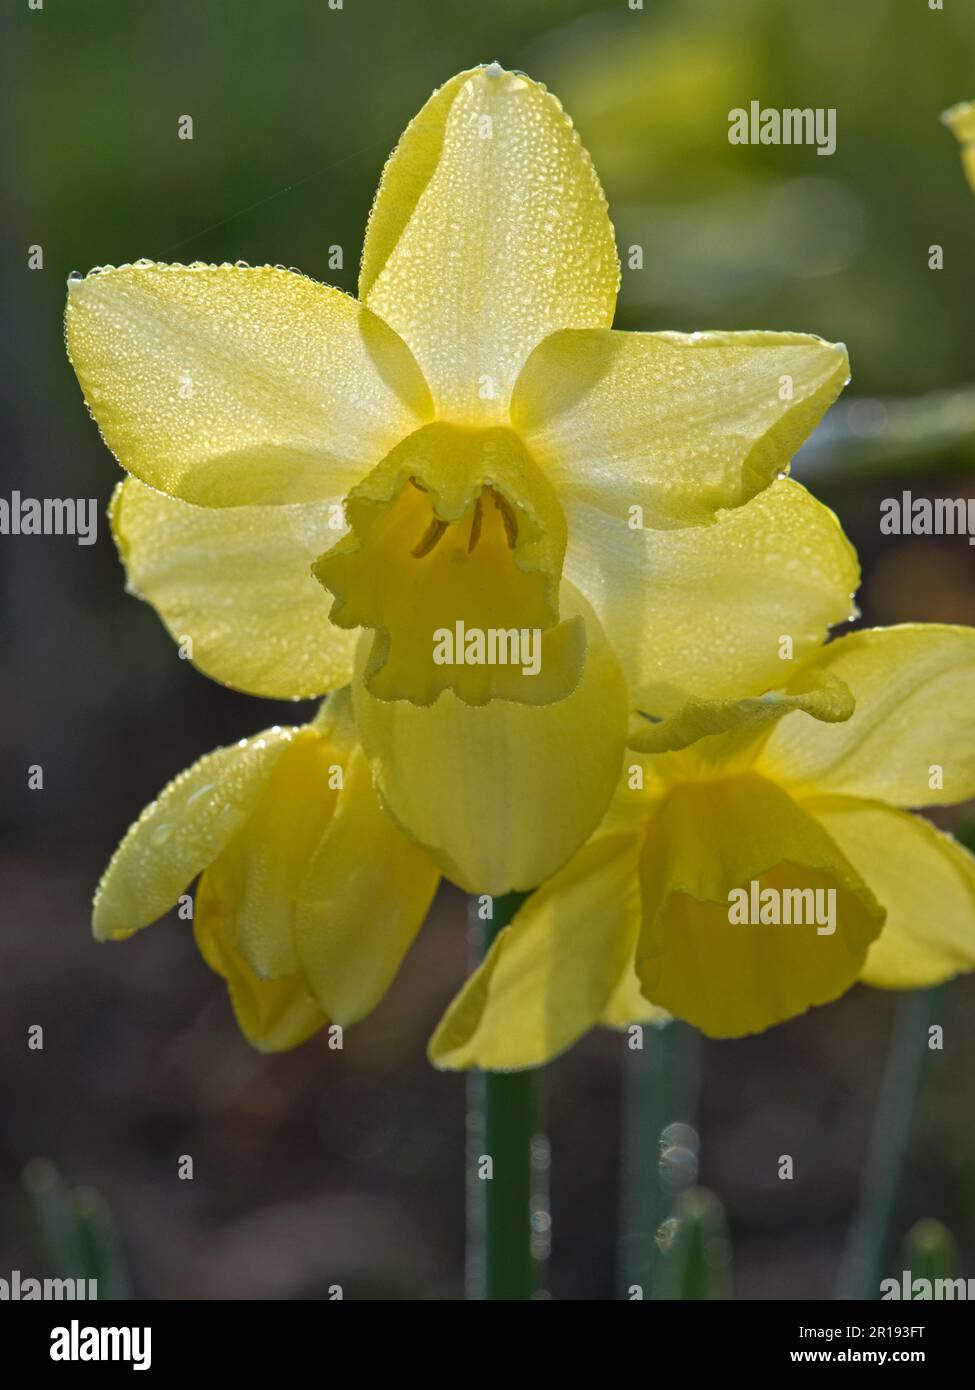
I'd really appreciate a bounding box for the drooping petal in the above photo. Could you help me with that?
[293,747,440,1025]
[636,773,885,1037]
[511,328,849,527]
[92,726,299,941]
[807,796,975,990]
[352,583,629,894]
[755,625,975,808]
[197,729,342,980]
[195,876,327,1053]
[943,100,975,195]
[557,476,858,715]
[359,65,619,423]
[429,829,645,1070]
[628,665,854,756]
[66,262,432,506]
[600,966,668,1032]
[313,421,583,705]
[112,479,357,699]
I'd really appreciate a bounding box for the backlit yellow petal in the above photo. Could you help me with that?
[628,666,854,756]
[195,876,327,1053]
[600,966,668,1032]
[560,476,859,714]
[808,796,975,990]
[511,329,849,527]
[198,729,342,980]
[360,65,619,422]
[636,774,885,1037]
[92,726,299,942]
[112,479,357,699]
[943,100,975,194]
[429,830,644,1070]
[352,583,629,894]
[66,262,431,506]
[293,747,440,1025]
[755,625,975,807]
[313,421,582,705]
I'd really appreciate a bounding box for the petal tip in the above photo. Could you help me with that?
[942,99,975,134]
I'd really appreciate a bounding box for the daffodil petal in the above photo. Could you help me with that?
[429,830,644,1070]
[943,101,975,195]
[807,796,975,990]
[755,625,975,807]
[198,729,342,980]
[293,748,440,1025]
[92,726,299,941]
[559,477,858,713]
[352,583,629,894]
[636,773,885,1037]
[359,65,619,422]
[66,262,431,506]
[195,878,327,1053]
[600,967,668,1032]
[511,329,849,527]
[628,666,854,756]
[112,478,357,698]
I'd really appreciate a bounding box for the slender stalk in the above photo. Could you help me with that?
[837,986,945,1300]
[465,890,539,1301]
[617,1018,700,1300]
[22,1161,129,1298]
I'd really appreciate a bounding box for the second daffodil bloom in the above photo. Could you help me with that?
[93,693,439,1052]
[67,63,858,892]
[430,626,975,1067]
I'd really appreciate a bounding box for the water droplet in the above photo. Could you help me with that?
[184,783,214,811]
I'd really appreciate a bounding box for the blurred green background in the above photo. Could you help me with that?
[2,0,975,1299]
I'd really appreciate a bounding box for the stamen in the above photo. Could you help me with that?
[491,490,519,548]
[468,496,483,552]
[411,515,448,559]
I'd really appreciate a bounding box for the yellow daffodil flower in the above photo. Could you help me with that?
[430,626,975,1066]
[67,64,853,713]
[943,100,975,194]
[67,63,859,894]
[93,692,439,1051]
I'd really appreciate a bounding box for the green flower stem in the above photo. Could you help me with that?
[466,890,539,1301]
[837,986,945,1300]
[617,1019,700,1300]
[22,1161,128,1298]
[671,1188,732,1300]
